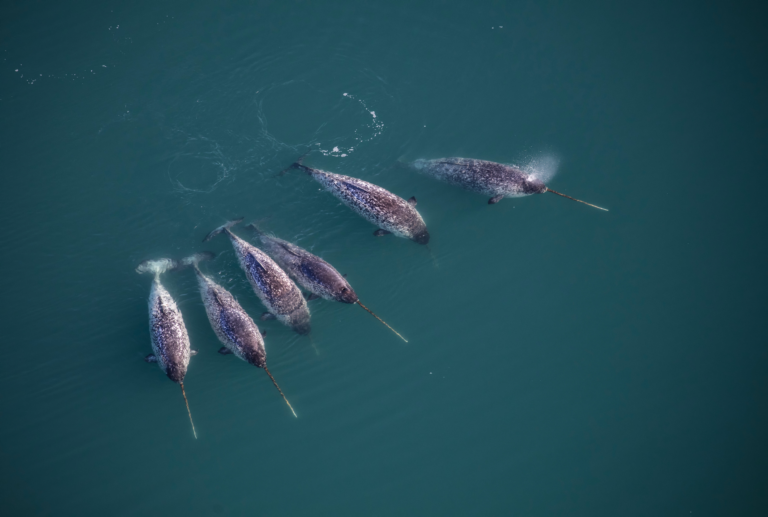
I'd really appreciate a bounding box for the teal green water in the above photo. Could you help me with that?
[2,1,767,515]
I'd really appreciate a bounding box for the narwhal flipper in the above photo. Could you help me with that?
[144,354,157,363]
[488,195,504,204]
[260,312,276,321]
[218,347,233,355]
[374,229,391,237]
[408,196,417,206]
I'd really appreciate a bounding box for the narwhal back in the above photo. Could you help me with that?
[310,169,427,240]
[194,270,266,367]
[146,277,191,383]
[228,232,311,334]
[411,158,545,197]
[256,231,357,303]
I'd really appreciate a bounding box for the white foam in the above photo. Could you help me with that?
[316,93,384,157]
[524,154,560,183]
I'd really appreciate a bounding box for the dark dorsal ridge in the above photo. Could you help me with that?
[211,289,225,307]
[278,242,302,258]
[157,296,169,317]
[341,181,370,194]
[246,252,267,272]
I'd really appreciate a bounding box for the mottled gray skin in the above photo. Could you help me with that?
[193,267,266,367]
[252,228,358,304]
[297,164,430,244]
[410,158,547,201]
[226,229,311,335]
[139,264,191,383]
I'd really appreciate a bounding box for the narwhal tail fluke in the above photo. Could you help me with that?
[357,301,408,343]
[279,148,313,176]
[279,161,310,176]
[203,217,244,242]
[136,258,178,276]
[263,366,297,418]
[246,223,263,237]
[545,188,608,211]
[180,251,216,270]
[245,217,272,238]
[180,382,197,439]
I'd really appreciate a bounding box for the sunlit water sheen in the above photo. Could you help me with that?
[1,1,767,515]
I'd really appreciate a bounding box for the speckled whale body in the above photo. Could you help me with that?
[295,164,430,244]
[184,253,266,367]
[205,221,311,335]
[136,259,191,383]
[250,227,358,304]
[410,157,546,203]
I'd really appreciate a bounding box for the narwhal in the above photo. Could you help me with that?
[136,258,198,439]
[180,252,297,417]
[408,157,607,210]
[203,218,311,335]
[247,224,408,343]
[283,159,430,244]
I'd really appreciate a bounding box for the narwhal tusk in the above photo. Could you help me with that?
[180,382,197,439]
[546,188,608,211]
[264,366,298,418]
[357,301,408,343]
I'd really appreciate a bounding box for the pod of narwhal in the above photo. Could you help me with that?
[136,258,198,438]
[407,157,608,210]
[180,252,297,417]
[247,223,408,343]
[136,148,607,439]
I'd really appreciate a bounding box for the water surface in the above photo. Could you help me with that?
[1,1,767,515]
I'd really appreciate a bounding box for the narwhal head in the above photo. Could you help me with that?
[242,341,267,369]
[412,228,430,245]
[165,362,187,384]
[522,175,547,195]
[287,310,312,335]
[293,320,311,335]
[335,284,359,304]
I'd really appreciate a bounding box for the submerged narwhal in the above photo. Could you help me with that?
[204,218,311,335]
[247,224,408,343]
[284,159,430,244]
[180,252,297,417]
[408,157,607,210]
[136,258,197,438]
